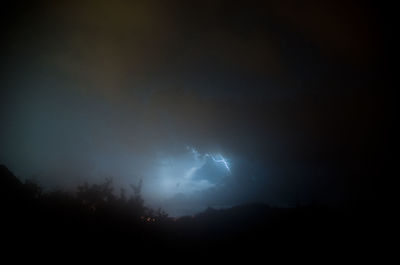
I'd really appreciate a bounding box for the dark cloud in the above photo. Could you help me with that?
[1,0,389,214]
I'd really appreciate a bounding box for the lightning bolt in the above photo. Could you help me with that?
[187,146,231,173]
[210,154,231,173]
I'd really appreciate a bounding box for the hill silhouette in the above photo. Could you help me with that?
[0,164,377,255]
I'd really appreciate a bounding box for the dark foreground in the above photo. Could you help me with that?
[1,165,380,257]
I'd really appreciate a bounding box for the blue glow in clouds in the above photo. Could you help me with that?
[190,146,231,172]
[143,146,232,202]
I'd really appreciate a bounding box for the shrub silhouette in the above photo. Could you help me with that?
[0,163,373,253]
[76,177,116,208]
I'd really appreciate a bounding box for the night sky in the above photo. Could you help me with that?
[0,0,391,215]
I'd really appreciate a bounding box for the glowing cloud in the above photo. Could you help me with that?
[143,146,232,201]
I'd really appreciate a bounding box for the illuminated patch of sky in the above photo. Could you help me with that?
[142,146,231,201]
